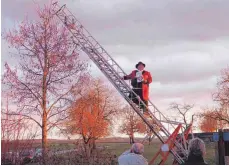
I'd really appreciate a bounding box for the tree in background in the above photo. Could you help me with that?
[199,67,229,129]
[143,128,157,145]
[2,3,88,163]
[199,110,218,132]
[65,79,121,157]
[212,66,229,125]
[214,67,229,107]
[119,106,146,144]
[170,102,195,129]
[199,107,228,130]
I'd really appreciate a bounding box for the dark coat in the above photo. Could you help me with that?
[183,153,207,165]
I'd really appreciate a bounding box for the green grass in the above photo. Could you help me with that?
[31,143,76,151]
[22,140,216,164]
[96,142,173,164]
[48,143,75,150]
[205,142,216,165]
[96,141,216,165]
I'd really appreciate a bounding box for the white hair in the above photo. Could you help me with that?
[188,138,206,156]
[131,143,144,155]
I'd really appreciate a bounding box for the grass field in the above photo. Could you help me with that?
[5,139,216,164]
[96,141,216,165]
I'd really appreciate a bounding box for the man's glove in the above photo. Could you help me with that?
[143,80,148,84]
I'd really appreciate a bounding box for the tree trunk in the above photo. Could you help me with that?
[42,112,48,164]
[84,143,91,159]
[129,136,132,144]
[92,138,96,149]
[88,139,96,156]
[42,34,48,164]
[42,61,48,164]
[131,132,135,144]
[129,133,135,144]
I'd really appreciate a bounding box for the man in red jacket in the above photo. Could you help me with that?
[123,62,152,116]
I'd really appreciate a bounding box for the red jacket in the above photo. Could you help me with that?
[124,70,152,100]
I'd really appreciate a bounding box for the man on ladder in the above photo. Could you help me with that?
[123,62,152,117]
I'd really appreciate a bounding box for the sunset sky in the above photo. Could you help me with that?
[1,0,229,137]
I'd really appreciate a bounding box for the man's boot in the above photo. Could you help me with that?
[143,100,151,117]
[143,110,150,117]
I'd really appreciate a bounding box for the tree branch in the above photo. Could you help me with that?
[47,88,72,114]
[2,111,42,128]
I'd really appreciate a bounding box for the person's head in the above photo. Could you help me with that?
[188,138,206,157]
[130,143,144,155]
[136,62,145,71]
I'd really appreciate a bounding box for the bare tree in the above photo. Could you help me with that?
[2,3,88,163]
[214,67,229,105]
[211,66,229,125]
[170,102,195,129]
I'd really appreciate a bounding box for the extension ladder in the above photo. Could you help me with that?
[52,2,188,164]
